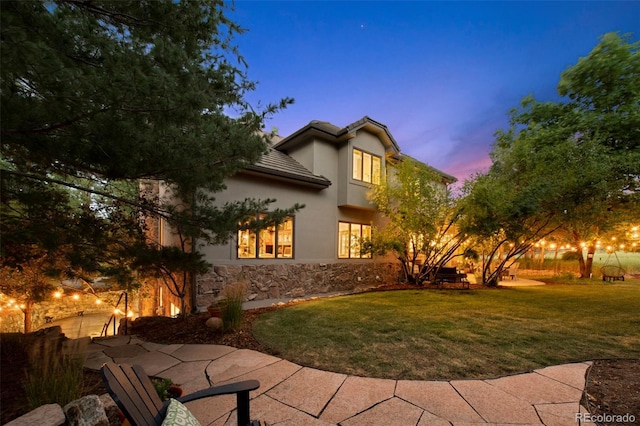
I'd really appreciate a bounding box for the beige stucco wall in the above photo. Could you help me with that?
[194,127,402,307]
[199,173,342,263]
[338,130,387,209]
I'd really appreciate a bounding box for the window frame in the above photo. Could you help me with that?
[352,148,382,185]
[237,215,294,259]
[338,221,372,259]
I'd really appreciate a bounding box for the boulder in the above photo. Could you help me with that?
[64,395,109,426]
[99,394,122,426]
[205,316,223,331]
[5,404,65,426]
[117,318,134,335]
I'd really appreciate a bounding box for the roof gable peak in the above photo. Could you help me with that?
[274,116,400,154]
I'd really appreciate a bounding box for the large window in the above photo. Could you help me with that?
[238,215,294,259]
[338,222,372,259]
[352,148,381,184]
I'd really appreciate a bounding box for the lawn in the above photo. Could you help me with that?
[252,280,640,380]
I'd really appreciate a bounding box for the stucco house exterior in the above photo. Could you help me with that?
[141,116,456,315]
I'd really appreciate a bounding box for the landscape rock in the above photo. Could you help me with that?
[99,394,122,426]
[5,404,65,426]
[205,316,223,331]
[117,318,134,335]
[64,395,109,426]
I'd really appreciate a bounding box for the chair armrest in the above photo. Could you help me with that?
[177,380,260,404]
[163,380,260,426]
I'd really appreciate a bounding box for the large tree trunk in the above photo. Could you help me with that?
[578,243,596,278]
[23,300,34,334]
[573,231,596,279]
[584,244,595,278]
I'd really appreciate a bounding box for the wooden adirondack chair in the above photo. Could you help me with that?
[101,362,261,426]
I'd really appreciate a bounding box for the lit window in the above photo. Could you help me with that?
[258,224,275,258]
[238,228,257,258]
[338,221,372,259]
[372,156,381,184]
[353,149,381,184]
[238,215,294,259]
[352,149,362,180]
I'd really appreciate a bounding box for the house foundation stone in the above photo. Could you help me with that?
[196,262,400,309]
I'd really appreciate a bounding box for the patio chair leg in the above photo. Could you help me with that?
[237,389,251,426]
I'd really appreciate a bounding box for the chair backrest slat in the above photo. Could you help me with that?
[101,363,164,426]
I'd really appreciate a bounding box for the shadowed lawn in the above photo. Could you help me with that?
[253,281,640,380]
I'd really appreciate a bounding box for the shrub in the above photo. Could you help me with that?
[24,337,87,409]
[550,272,580,282]
[221,280,247,331]
[152,378,173,400]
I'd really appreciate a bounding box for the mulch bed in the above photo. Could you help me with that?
[583,359,640,425]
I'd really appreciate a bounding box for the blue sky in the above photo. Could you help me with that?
[229,1,640,181]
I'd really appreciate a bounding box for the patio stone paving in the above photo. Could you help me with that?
[84,333,591,425]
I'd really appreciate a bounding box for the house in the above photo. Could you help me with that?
[142,116,456,315]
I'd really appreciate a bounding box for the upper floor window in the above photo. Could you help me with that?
[238,215,294,259]
[353,148,381,185]
[338,221,372,259]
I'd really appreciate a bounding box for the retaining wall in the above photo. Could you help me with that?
[0,291,138,333]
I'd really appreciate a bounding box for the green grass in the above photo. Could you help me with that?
[253,281,640,380]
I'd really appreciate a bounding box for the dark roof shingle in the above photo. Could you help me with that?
[245,148,331,189]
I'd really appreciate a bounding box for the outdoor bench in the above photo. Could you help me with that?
[434,267,469,289]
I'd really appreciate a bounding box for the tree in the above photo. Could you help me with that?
[1,1,296,310]
[479,32,640,278]
[0,246,65,333]
[367,157,467,284]
[460,153,568,286]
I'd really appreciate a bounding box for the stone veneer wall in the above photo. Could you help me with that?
[196,262,402,308]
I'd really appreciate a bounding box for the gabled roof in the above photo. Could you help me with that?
[339,116,401,153]
[244,147,331,189]
[273,116,400,154]
[246,117,456,188]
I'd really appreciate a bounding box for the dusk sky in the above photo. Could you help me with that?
[230,1,639,181]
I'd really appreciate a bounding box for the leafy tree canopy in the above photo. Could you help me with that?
[1,1,295,283]
[462,32,639,282]
[367,156,466,283]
